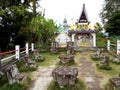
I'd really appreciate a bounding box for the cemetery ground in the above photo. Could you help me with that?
[1,49,120,90]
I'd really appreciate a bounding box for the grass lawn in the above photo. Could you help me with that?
[89,50,120,88]
[37,51,66,66]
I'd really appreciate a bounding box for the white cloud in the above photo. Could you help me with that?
[40,0,104,25]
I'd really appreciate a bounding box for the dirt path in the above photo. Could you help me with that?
[28,65,55,90]
[77,51,103,90]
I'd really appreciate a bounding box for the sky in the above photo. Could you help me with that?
[39,0,104,26]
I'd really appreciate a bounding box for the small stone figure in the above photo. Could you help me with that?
[33,49,44,61]
[97,48,101,58]
[22,55,36,67]
[67,41,74,54]
[100,56,110,66]
[51,40,59,53]
[5,64,25,84]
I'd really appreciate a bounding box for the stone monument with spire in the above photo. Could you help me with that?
[68,4,99,49]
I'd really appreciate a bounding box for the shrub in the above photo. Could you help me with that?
[47,78,86,90]
[96,64,112,70]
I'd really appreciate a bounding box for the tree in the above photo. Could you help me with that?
[19,16,57,46]
[100,0,120,23]
[0,0,42,51]
[105,10,120,35]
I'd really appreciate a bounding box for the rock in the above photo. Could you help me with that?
[59,54,74,64]
[52,66,78,87]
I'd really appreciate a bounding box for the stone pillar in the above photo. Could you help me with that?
[26,43,29,55]
[107,40,110,51]
[92,33,96,47]
[72,34,75,42]
[15,45,20,60]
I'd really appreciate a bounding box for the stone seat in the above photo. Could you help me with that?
[52,66,78,87]
[33,49,44,61]
[59,54,74,64]
[5,64,25,84]
[99,56,110,66]
[22,55,36,67]
[109,77,120,89]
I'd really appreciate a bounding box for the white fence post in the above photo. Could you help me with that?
[26,43,29,55]
[31,43,34,51]
[15,45,20,60]
[107,40,110,51]
[117,40,120,55]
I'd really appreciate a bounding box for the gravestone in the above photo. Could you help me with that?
[5,64,25,84]
[100,56,110,66]
[59,54,74,64]
[92,48,104,59]
[22,55,36,67]
[52,66,78,87]
[67,41,74,54]
[51,40,59,53]
[33,49,44,61]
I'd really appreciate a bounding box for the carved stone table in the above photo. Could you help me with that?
[52,66,78,87]
[109,77,120,90]
[59,54,74,64]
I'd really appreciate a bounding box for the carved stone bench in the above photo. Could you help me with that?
[109,77,120,90]
[5,64,25,84]
[33,49,44,61]
[59,54,74,64]
[52,66,78,87]
[22,55,36,67]
[99,56,110,66]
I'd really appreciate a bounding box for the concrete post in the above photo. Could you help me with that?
[117,40,120,55]
[31,43,34,51]
[72,34,75,42]
[107,40,110,51]
[15,45,20,60]
[92,33,96,47]
[26,43,29,55]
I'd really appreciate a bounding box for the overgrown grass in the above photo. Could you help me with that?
[47,78,86,90]
[57,60,77,66]
[0,74,31,90]
[37,51,66,66]
[90,51,120,77]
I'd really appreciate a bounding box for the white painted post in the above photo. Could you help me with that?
[31,43,34,51]
[92,33,96,47]
[107,40,110,51]
[26,43,29,55]
[15,45,20,60]
[72,34,75,42]
[117,40,120,55]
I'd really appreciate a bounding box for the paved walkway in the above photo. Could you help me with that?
[28,65,55,90]
[28,51,104,90]
[78,51,103,90]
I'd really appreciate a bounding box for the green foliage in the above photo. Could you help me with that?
[58,60,77,66]
[105,10,120,35]
[91,55,102,61]
[100,0,120,23]
[96,33,107,47]
[19,16,58,45]
[16,61,37,72]
[47,78,86,90]
[0,75,8,86]
[96,64,112,70]
[0,83,27,90]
